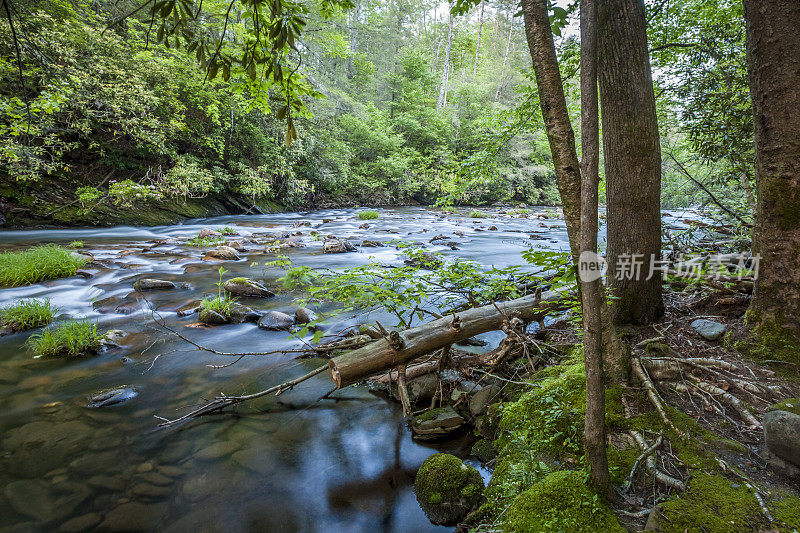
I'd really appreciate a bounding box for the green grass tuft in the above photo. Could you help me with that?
[68,241,84,248]
[0,245,88,287]
[186,236,225,247]
[358,210,380,220]
[27,320,102,358]
[0,299,57,331]
[200,295,234,317]
[219,226,238,235]
[469,210,487,218]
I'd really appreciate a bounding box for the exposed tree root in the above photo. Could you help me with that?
[632,357,687,439]
[688,379,761,428]
[629,431,686,491]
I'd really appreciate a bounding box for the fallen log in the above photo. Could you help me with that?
[328,292,564,388]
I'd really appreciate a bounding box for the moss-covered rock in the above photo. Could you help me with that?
[658,474,768,533]
[470,439,498,463]
[769,398,800,417]
[503,470,624,532]
[414,453,484,525]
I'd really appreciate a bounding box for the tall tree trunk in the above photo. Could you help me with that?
[495,10,514,99]
[579,0,611,497]
[520,0,581,260]
[437,2,454,110]
[473,1,485,80]
[598,0,663,325]
[347,2,362,80]
[743,0,800,359]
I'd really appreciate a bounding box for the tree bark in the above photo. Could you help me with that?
[473,1,485,80]
[579,0,611,497]
[495,9,514,99]
[598,0,663,325]
[520,0,582,260]
[743,0,800,352]
[329,293,562,388]
[437,2,454,110]
[347,1,361,80]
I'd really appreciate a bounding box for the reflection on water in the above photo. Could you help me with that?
[0,206,692,531]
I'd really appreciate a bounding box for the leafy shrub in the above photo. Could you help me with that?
[28,320,102,358]
[0,245,88,287]
[358,210,379,220]
[0,299,56,331]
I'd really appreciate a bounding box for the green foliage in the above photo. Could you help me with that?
[469,210,487,218]
[27,320,102,358]
[0,299,56,331]
[68,241,84,248]
[201,266,234,318]
[0,245,87,287]
[357,210,379,220]
[219,227,238,236]
[186,236,226,247]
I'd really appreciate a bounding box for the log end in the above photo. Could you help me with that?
[329,359,342,389]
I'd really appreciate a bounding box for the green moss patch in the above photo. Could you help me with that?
[769,398,800,417]
[0,245,87,287]
[504,470,624,532]
[771,493,800,531]
[414,453,484,525]
[659,474,768,533]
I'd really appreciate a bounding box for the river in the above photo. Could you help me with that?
[0,206,693,532]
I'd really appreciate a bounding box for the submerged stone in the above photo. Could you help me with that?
[228,303,260,324]
[198,308,228,325]
[414,453,484,525]
[88,386,138,408]
[691,319,726,341]
[176,300,202,317]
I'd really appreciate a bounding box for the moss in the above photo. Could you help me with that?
[771,494,800,531]
[604,385,627,429]
[659,474,768,533]
[503,470,624,532]
[769,398,800,416]
[414,453,485,525]
[607,445,641,485]
[471,439,498,462]
[496,360,586,460]
[733,312,800,368]
[228,277,250,283]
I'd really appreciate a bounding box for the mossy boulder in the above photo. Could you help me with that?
[411,406,464,440]
[198,308,228,325]
[657,473,768,532]
[503,470,624,532]
[470,439,497,463]
[414,453,484,525]
[223,278,274,298]
[133,279,175,291]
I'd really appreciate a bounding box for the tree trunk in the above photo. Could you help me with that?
[437,2,454,110]
[579,0,611,497]
[743,0,800,358]
[495,10,514,99]
[329,293,562,388]
[520,0,582,260]
[598,0,663,325]
[473,1,485,80]
[347,2,361,80]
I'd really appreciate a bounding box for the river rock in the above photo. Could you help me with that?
[98,501,168,531]
[228,303,261,324]
[323,239,356,253]
[429,234,448,243]
[88,386,138,408]
[198,308,228,325]
[176,300,202,317]
[197,228,221,238]
[451,381,480,403]
[393,373,439,405]
[101,329,129,347]
[133,279,175,291]
[59,513,102,532]
[258,311,294,331]
[2,479,87,524]
[411,406,464,440]
[361,240,384,247]
[223,278,274,298]
[359,223,370,229]
[691,319,726,341]
[763,409,800,468]
[205,246,239,260]
[3,420,92,477]
[294,307,318,324]
[414,453,484,525]
[469,384,502,416]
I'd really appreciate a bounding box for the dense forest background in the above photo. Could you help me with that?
[0,0,753,225]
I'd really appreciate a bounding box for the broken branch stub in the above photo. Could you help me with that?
[328,292,563,388]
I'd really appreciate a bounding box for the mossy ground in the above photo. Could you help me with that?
[504,470,624,532]
[769,398,800,416]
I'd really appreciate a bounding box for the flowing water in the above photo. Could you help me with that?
[0,206,692,532]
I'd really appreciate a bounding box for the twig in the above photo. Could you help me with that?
[623,435,663,493]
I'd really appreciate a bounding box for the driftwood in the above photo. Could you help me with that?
[328,292,563,388]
